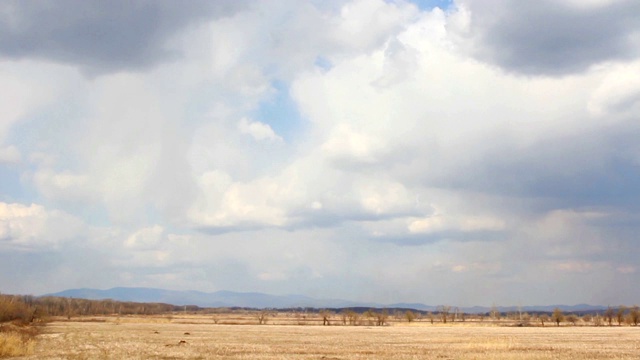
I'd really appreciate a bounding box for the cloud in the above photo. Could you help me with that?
[555,261,595,273]
[0,146,20,164]
[0,0,248,74]
[1,0,640,306]
[189,174,290,229]
[408,214,505,234]
[588,62,640,117]
[322,124,390,165]
[124,225,165,250]
[188,154,423,232]
[449,0,640,75]
[237,118,283,142]
[616,265,636,274]
[0,202,85,250]
[0,66,53,156]
[329,0,417,52]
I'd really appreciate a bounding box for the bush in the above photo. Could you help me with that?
[0,296,35,324]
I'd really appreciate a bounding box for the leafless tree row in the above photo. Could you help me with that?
[2,293,639,328]
[0,293,183,323]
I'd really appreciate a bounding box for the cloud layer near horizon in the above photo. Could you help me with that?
[1,0,640,306]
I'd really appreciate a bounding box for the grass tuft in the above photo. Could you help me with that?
[0,331,36,357]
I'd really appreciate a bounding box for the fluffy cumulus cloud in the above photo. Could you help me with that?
[0,202,85,250]
[237,118,283,142]
[0,0,639,306]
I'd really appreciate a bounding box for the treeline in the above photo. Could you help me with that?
[0,294,200,324]
[2,293,639,328]
[274,305,640,327]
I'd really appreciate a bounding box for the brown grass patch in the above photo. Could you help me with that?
[0,326,36,358]
[15,316,640,360]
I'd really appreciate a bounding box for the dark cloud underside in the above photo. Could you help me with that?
[0,0,247,74]
[461,0,640,75]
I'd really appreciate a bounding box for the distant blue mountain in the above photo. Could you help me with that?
[44,287,607,313]
[44,287,372,309]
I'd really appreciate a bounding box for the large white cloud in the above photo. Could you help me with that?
[0,202,85,250]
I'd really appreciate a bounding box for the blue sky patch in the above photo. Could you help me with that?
[253,80,305,142]
[314,56,333,72]
[0,166,33,204]
[406,0,454,11]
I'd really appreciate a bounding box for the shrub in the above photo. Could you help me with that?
[0,296,35,324]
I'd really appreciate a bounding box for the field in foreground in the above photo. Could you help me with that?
[9,316,640,359]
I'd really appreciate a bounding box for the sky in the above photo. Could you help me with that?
[1,0,640,307]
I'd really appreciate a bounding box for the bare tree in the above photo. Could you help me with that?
[438,306,451,324]
[405,310,416,323]
[339,310,348,325]
[616,306,626,326]
[375,310,389,326]
[490,304,500,321]
[65,298,76,320]
[364,309,376,326]
[552,308,564,327]
[605,307,615,326]
[428,311,434,324]
[593,314,603,326]
[319,310,332,326]
[538,314,549,327]
[256,310,270,325]
[345,310,359,326]
[565,314,578,326]
[628,306,639,326]
[451,307,460,323]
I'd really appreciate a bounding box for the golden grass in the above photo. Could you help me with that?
[9,315,639,360]
[0,331,35,358]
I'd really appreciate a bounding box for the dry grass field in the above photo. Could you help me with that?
[4,314,639,359]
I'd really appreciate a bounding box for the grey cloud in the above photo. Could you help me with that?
[604,91,640,115]
[371,229,507,246]
[194,207,424,235]
[454,0,640,75]
[283,214,388,233]
[0,0,247,74]
[415,122,640,212]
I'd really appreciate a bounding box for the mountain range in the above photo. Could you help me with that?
[45,287,607,314]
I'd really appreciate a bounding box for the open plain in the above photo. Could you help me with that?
[9,315,640,360]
